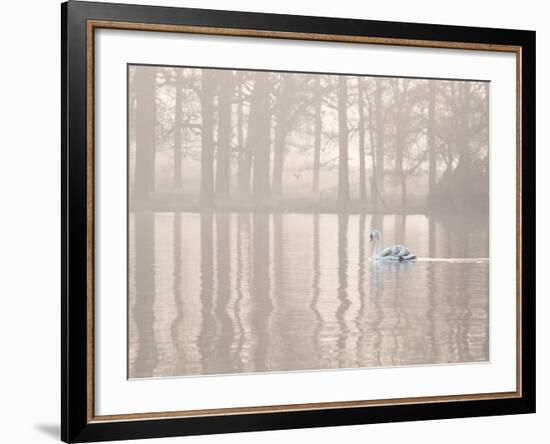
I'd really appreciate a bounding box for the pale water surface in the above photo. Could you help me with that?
[128,212,489,378]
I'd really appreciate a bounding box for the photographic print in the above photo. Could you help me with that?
[62,5,535,440]
[128,65,489,379]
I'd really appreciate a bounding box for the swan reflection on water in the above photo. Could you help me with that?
[371,257,415,271]
[128,212,489,379]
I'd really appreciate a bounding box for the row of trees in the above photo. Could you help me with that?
[130,66,489,213]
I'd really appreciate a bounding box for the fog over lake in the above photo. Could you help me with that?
[128,66,489,378]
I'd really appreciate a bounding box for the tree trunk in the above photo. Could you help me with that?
[174,69,183,189]
[337,76,349,209]
[449,84,459,175]
[395,115,407,209]
[366,95,378,210]
[200,70,215,208]
[450,83,473,210]
[250,73,271,207]
[374,78,385,196]
[312,76,322,194]
[357,77,367,205]
[215,70,234,198]
[400,171,407,209]
[428,81,436,199]
[393,81,407,210]
[236,73,252,197]
[272,75,295,196]
[457,82,471,169]
[134,67,157,201]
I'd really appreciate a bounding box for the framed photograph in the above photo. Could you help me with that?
[62,1,535,442]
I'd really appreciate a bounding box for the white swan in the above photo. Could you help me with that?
[369,229,416,261]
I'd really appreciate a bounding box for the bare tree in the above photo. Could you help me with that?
[374,78,386,197]
[200,70,215,208]
[432,81,489,211]
[272,74,296,196]
[236,73,253,197]
[312,76,323,195]
[357,77,367,205]
[250,73,272,206]
[215,70,234,198]
[173,69,183,188]
[337,76,349,208]
[427,81,436,199]
[389,79,424,209]
[391,79,408,208]
[134,67,157,201]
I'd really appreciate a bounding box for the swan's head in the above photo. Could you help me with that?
[369,229,381,242]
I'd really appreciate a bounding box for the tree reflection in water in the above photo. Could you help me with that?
[128,212,489,378]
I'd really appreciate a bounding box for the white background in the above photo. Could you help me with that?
[0,0,547,443]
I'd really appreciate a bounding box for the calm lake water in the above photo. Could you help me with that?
[128,212,489,379]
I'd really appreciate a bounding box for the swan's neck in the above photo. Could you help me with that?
[372,235,383,258]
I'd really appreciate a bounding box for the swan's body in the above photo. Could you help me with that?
[369,229,416,261]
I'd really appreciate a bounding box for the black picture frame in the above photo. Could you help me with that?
[62,1,536,442]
